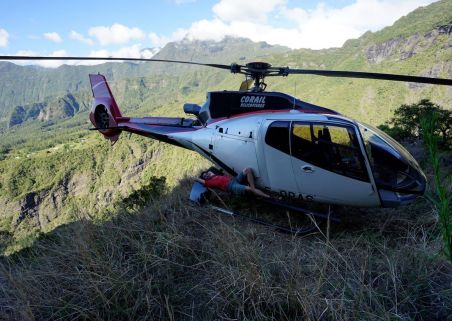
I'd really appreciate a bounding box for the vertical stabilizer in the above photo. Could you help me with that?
[89,74,122,142]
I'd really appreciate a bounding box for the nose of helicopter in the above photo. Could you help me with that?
[375,163,426,207]
[358,123,427,207]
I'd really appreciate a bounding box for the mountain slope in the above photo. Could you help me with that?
[0,37,289,126]
[0,0,451,253]
[1,173,451,320]
[8,92,89,127]
[261,0,452,123]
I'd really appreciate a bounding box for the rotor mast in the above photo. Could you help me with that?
[231,62,288,92]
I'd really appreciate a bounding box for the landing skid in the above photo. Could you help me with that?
[210,206,317,235]
[189,181,340,235]
[262,198,341,223]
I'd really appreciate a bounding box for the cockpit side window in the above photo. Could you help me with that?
[265,121,290,154]
[291,122,369,182]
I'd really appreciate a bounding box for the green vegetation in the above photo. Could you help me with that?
[379,99,452,149]
[359,0,452,45]
[420,113,452,262]
[378,100,452,262]
[0,178,451,320]
[0,69,217,253]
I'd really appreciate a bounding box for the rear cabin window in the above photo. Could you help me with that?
[291,122,369,182]
[265,121,290,154]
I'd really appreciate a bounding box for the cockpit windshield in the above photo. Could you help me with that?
[358,122,425,194]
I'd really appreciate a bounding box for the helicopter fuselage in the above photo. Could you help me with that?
[174,111,425,207]
[89,74,426,208]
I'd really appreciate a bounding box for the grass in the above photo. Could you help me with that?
[1,176,451,320]
[421,114,452,261]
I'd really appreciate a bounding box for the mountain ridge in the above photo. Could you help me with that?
[1,0,451,124]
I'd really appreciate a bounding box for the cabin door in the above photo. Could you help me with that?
[261,120,299,196]
[290,122,379,206]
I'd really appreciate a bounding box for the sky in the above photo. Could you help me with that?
[0,0,439,67]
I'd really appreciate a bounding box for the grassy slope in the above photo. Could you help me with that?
[1,173,451,320]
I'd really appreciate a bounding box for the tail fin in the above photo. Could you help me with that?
[89,74,122,143]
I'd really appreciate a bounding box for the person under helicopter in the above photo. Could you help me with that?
[196,167,270,198]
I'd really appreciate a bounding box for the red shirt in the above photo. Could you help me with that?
[204,175,231,191]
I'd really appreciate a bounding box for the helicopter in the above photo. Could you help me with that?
[2,56,452,209]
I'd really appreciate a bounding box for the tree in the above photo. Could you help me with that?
[379,99,451,149]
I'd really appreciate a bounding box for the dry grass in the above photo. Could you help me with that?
[0,178,451,320]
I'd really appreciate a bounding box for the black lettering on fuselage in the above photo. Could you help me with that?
[270,189,304,200]
[264,188,305,200]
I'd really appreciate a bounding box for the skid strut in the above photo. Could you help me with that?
[210,205,318,235]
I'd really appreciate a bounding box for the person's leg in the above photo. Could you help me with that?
[230,169,270,198]
[245,186,270,198]
[243,167,256,189]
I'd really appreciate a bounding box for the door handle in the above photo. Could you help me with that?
[302,165,314,173]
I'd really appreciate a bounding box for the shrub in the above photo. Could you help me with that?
[379,99,452,149]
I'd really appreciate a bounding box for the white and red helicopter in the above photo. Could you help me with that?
[2,56,452,210]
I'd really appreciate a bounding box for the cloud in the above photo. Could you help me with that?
[150,0,438,49]
[149,32,172,48]
[278,0,438,48]
[9,43,159,68]
[70,31,94,45]
[89,44,155,59]
[108,44,143,58]
[0,28,9,47]
[44,32,63,43]
[141,48,160,59]
[8,0,439,68]
[212,0,284,23]
[88,23,146,45]
[15,49,68,68]
[74,44,156,66]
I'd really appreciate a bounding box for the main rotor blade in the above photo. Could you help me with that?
[1,55,451,85]
[286,68,452,86]
[0,55,233,71]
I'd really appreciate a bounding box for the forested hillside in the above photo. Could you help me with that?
[0,0,451,253]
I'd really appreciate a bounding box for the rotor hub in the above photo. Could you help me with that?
[241,62,273,91]
[245,61,272,71]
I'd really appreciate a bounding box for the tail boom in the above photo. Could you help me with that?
[117,118,198,149]
[89,73,198,147]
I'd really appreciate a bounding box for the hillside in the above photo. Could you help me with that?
[1,0,451,126]
[0,38,286,253]
[0,37,288,126]
[0,1,451,319]
[0,0,451,254]
[265,0,452,123]
[1,174,451,320]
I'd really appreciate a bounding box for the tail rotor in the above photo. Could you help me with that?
[89,74,123,142]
